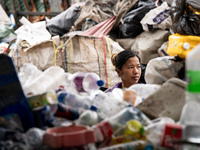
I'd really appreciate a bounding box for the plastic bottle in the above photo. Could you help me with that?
[24,66,66,96]
[27,90,58,109]
[92,91,129,119]
[146,118,183,149]
[76,105,100,126]
[72,72,104,93]
[92,106,151,142]
[54,102,80,121]
[57,91,92,113]
[179,44,200,126]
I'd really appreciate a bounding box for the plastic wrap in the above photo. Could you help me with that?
[46,5,80,36]
[119,0,161,38]
[170,0,200,35]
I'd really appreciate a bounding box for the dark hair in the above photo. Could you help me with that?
[111,50,140,70]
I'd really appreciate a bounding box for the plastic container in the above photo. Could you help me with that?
[43,125,96,148]
[73,72,104,93]
[55,102,80,121]
[145,117,183,149]
[57,91,91,113]
[167,33,200,58]
[92,106,151,142]
[24,66,66,96]
[179,44,200,126]
[27,90,58,109]
[76,106,99,126]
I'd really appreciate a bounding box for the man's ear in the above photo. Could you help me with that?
[116,68,121,77]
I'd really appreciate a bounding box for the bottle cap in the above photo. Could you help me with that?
[90,105,98,111]
[97,80,104,87]
[124,120,142,135]
[183,42,190,50]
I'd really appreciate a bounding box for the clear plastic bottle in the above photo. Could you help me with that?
[24,66,66,96]
[179,44,200,126]
[73,72,104,93]
[57,91,92,113]
[76,105,100,126]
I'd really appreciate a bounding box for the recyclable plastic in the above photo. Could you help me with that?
[18,63,42,90]
[92,91,129,119]
[72,72,104,93]
[43,125,96,148]
[25,127,45,148]
[76,106,100,126]
[167,33,200,58]
[32,105,56,129]
[24,66,66,96]
[127,84,161,101]
[27,90,58,109]
[92,106,151,142]
[57,91,92,113]
[145,117,183,149]
[179,44,200,126]
[55,102,80,120]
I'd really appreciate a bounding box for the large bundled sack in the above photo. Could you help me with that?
[140,2,172,31]
[9,35,123,88]
[131,29,170,64]
[115,29,170,65]
[136,77,187,122]
[61,35,123,88]
[145,56,184,85]
[8,40,60,71]
[170,0,200,35]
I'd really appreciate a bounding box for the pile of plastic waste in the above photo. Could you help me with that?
[0,56,190,150]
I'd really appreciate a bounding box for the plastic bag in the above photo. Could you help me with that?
[119,0,162,38]
[140,2,172,31]
[46,5,80,36]
[170,0,200,35]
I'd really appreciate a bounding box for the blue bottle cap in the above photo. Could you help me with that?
[90,105,98,111]
[145,144,153,150]
[97,80,104,87]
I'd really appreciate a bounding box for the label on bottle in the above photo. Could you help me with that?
[187,70,200,93]
[161,123,182,149]
[27,91,57,109]
[74,73,85,92]
[95,121,113,140]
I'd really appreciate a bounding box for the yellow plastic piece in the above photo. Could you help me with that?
[124,120,142,135]
[167,33,200,58]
